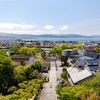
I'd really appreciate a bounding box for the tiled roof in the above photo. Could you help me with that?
[88,65,100,70]
[42,61,49,67]
[11,55,33,59]
[87,53,98,59]
[12,59,23,61]
[86,59,98,63]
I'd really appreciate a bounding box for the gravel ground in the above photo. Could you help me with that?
[38,82,57,100]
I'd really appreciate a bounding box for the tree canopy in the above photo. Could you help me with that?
[50,44,85,54]
[11,45,21,51]
[0,49,16,94]
[20,47,37,55]
[94,48,100,53]
[35,60,42,71]
[56,69,100,100]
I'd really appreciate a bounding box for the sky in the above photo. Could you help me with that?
[0,0,100,36]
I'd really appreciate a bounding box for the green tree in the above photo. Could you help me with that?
[82,73,100,94]
[61,68,68,80]
[76,44,85,48]
[94,48,100,53]
[56,85,86,100]
[52,46,61,53]
[14,64,34,83]
[35,60,42,71]
[55,84,62,100]
[20,47,37,55]
[18,83,27,89]
[0,50,15,94]
[63,82,70,87]
[81,89,100,100]
[60,55,69,66]
[0,49,8,56]
[7,86,17,93]
[60,44,68,50]
[41,51,46,59]
[61,85,86,100]
[96,45,100,48]
[11,45,21,51]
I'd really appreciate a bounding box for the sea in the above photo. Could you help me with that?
[0,37,100,43]
[26,37,100,42]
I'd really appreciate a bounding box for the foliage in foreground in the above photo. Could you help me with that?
[56,72,100,100]
[0,79,43,100]
[0,49,16,94]
[55,84,86,100]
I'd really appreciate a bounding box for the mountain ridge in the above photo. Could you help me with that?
[0,32,99,40]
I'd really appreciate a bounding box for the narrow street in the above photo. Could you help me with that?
[38,61,57,100]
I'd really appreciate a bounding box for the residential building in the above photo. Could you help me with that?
[62,48,77,56]
[67,67,93,85]
[78,48,86,55]
[76,56,94,67]
[11,55,34,66]
[86,59,100,71]
[41,61,50,72]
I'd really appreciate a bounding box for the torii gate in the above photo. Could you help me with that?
[49,56,57,68]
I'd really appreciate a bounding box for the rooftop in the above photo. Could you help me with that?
[11,55,33,59]
[67,67,92,83]
[87,53,98,59]
[86,59,98,63]
[62,48,77,52]
[79,56,94,60]
[12,59,23,61]
[88,65,100,70]
[42,61,50,67]
[73,54,84,57]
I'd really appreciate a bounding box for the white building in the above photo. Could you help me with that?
[78,48,86,55]
[62,48,77,56]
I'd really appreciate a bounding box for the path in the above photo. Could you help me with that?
[49,62,57,83]
[38,61,57,100]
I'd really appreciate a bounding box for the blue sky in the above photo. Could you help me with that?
[0,0,100,36]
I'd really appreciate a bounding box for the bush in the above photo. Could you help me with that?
[7,86,17,93]
[35,60,42,71]
[62,68,66,72]
[18,83,26,89]
[63,82,70,87]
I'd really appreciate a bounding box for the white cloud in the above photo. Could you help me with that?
[0,22,36,29]
[45,25,54,29]
[0,30,60,35]
[61,25,68,30]
[0,30,41,35]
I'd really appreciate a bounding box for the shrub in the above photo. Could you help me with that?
[18,83,26,89]
[7,86,17,93]
[35,60,41,71]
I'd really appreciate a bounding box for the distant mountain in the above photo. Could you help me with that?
[0,33,99,40]
[92,35,100,38]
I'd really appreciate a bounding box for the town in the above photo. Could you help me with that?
[0,39,100,100]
